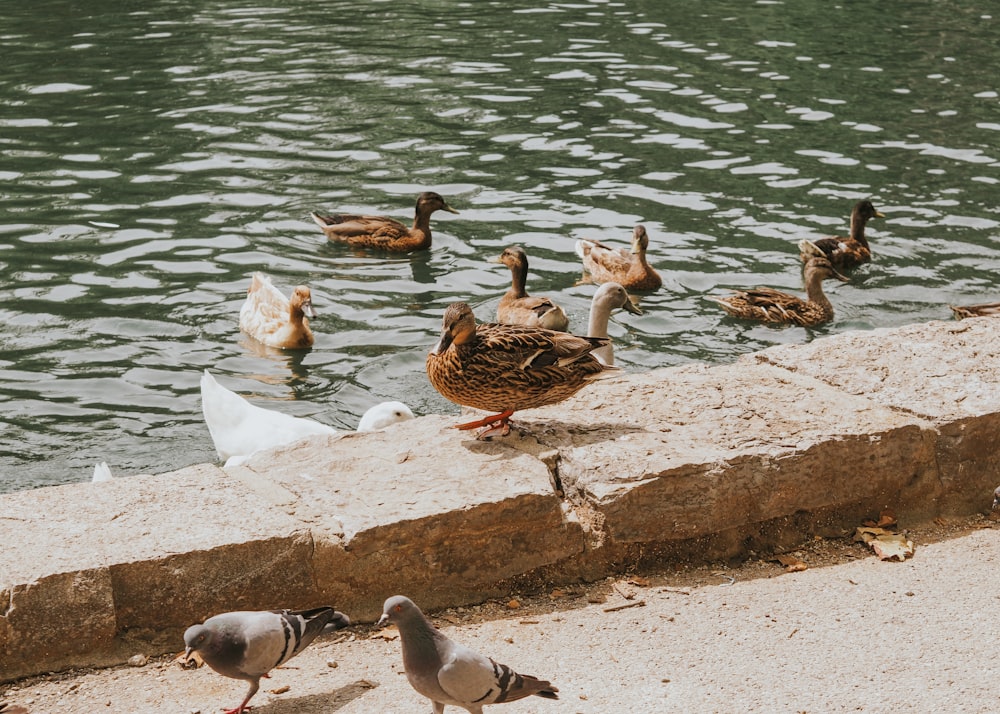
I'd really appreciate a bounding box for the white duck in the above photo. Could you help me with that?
[238,272,316,349]
[586,282,642,366]
[92,462,113,482]
[200,371,414,467]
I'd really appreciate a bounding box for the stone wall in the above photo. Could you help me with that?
[1,317,997,682]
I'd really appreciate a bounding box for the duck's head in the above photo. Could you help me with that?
[290,286,317,318]
[593,282,642,315]
[854,200,885,222]
[416,191,459,216]
[630,225,650,254]
[431,302,477,355]
[494,245,529,271]
[804,256,849,283]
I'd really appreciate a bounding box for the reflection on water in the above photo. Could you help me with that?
[1,0,998,491]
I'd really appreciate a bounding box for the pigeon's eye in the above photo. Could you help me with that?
[395,604,402,613]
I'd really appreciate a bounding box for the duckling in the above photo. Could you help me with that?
[798,200,884,269]
[425,302,615,439]
[494,245,570,332]
[949,301,1000,320]
[586,282,643,366]
[575,224,662,291]
[706,253,848,327]
[239,272,316,349]
[311,191,458,252]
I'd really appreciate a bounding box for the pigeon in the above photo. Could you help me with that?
[378,595,559,714]
[184,606,350,714]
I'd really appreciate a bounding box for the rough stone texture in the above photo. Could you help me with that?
[746,317,1000,515]
[234,415,584,619]
[0,466,312,680]
[521,363,940,545]
[2,319,999,682]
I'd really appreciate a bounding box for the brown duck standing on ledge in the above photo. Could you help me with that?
[706,249,849,327]
[949,301,1000,319]
[426,302,615,439]
[798,199,884,269]
[495,245,570,331]
[311,191,458,252]
[575,224,663,291]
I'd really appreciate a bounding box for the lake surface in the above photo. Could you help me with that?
[2,0,998,492]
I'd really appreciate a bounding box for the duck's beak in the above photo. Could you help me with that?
[875,210,885,218]
[832,268,850,283]
[431,329,454,355]
[623,299,643,315]
[442,203,459,215]
[302,301,317,318]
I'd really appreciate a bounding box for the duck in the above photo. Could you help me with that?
[239,272,316,350]
[494,245,570,331]
[706,250,848,327]
[575,224,662,291]
[425,302,615,439]
[356,400,416,431]
[91,462,113,482]
[200,370,414,467]
[310,191,458,252]
[949,301,1000,320]
[798,200,884,269]
[586,282,643,366]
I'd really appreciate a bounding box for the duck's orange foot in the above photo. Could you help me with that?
[455,409,514,440]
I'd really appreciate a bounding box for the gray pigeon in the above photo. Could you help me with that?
[184,606,350,714]
[378,595,559,714]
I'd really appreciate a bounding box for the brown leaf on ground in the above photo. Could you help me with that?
[269,685,290,695]
[627,575,651,588]
[174,650,203,668]
[869,534,915,561]
[775,554,808,572]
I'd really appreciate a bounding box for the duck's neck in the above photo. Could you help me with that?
[587,304,614,366]
[803,272,833,312]
[412,207,434,233]
[848,211,871,248]
[506,263,529,299]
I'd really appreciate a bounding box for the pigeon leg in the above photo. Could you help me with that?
[222,679,260,714]
[454,409,514,439]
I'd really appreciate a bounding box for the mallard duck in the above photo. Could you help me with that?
[311,191,458,252]
[586,282,642,366]
[494,245,570,331]
[239,272,316,349]
[706,253,848,326]
[575,224,662,291]
[425,302,615,438]
[949,301,1000,320]
[200,370,414,466]
[798,200,884,269]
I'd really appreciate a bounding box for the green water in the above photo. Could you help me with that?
[2,0,998,490]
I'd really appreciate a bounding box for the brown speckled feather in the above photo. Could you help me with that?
[798,200,883,270]
[311,191,458,252]
[576,224,662,291]
[707,256,848,327]
[426,302,614,414]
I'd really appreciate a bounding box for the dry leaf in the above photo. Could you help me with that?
[550,588,567,598]
[869,534,915,561]
[627,575,651,588]
[175,650,203,668]
[876,509,897,528]
[775,554,808,572]
[269,685,290,695]
[371,629,399,641]
[507,599,521,610]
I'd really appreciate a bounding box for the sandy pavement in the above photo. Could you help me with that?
[2,518,997,714]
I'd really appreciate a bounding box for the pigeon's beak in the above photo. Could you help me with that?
[377,613,390,628]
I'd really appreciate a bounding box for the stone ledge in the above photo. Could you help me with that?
[2,318,999,682]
